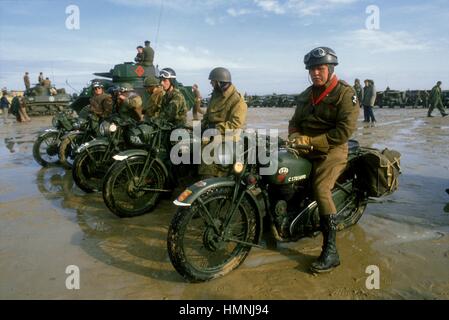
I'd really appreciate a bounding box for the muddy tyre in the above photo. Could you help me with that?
[33,131,61,167]
[102,156,166,218]
[335,189,368,230]
[167,186,257,282]
[72,144,109,193]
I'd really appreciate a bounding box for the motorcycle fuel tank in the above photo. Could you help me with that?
[265,149,312,185]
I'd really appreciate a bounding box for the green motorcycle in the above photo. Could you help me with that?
[102,119,196,218]
[167,136,376,282]
[33,110,80,167]
[72,115,139,193]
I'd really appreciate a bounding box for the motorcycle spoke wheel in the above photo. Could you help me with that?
[33,132,61,166]
[168,187,257,282]
[73,145,109,192]
[103,157,165,217]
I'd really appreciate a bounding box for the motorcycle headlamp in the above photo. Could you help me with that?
[233,162,244,174]
[109,123,117,133]
[99,121,109,136]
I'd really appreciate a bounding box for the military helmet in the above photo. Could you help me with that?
[144,76,160,87]
[208,67,232,83]
[303,47,338,69]
[119,83,133,92]
[159,68,176,79]
[92,80,104,88]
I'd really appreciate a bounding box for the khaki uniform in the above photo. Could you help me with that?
[199,84,248,177]
[142,45,155,67]
[118,92,143,122]
[42,79,51,87]
[38,75,44,85]
[90,93,113,118]
[289,79,359,215]
[428,85,446,116]
[24,75,30,90]
[143,86,164,119]
[192,87,204,120]
[158,88,187,126]
[201,84,247,135]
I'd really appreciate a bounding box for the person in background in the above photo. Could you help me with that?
[192,84,205,120]
[1,90,11,124]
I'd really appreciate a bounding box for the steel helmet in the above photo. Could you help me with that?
[119,83,134,92]
[92,80,104,88]
[303,47,338,69]
[144,76,160,87]
[159,68,177,80]
[208,67,232,83]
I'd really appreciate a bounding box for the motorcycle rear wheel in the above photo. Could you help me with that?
[33,131,61,167]
[167,186,257,282]
[72,145,109,193]
[102,156,166,218]
[334,190,368,230]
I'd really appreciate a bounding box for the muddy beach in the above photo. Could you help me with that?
[1,108,448,299]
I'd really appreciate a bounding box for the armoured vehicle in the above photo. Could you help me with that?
[377,89,406,108]
[23,84,72,116]
[69,62,195,114]
[442,90,449,108]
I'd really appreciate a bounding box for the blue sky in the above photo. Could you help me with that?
[1,0,449,95]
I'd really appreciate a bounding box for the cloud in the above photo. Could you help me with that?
[254,0,285,15]
[254,0,358,16]
[227,8,252,17]
[343,29,429,53]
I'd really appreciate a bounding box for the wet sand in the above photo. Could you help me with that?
[1,108,449,299]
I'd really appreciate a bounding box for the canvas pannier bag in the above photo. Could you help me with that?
[357,148,401,197]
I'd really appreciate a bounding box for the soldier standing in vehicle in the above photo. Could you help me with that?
[134,46,144,64]
[42,77,51,88]
[89,81,113,131]
[288,47,359,273]
[142,40,155,67]
[199,67,248,177]
[157,68,187,126]
[192,84,205,120]
[116,83,143,122]
[427,81,448,117]
[142,75,164,120]
[38,72,44,85]
[23,72,30,90]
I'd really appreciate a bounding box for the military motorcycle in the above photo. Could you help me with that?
[33,110,80,167]
[102,119,196,218]
[58,114,98,169]
[167,136,372,282]
[72,115,139,193]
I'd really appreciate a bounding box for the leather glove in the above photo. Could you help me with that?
[288,133,311,146]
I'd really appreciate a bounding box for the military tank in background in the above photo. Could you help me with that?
[23,84,72,116]
[69,62,195,114]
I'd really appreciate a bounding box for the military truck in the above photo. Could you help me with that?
[23,84,72,116]
[442,90,449,108]
[69,62,195,114]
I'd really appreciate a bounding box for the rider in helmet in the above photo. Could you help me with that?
[288,47,360,273]
[89,80,113,132]
[142,75,164,120]
[198,67,248,178]
[157,67,187,126]
[117,82,143,122]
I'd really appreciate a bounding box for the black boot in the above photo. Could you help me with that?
[310,215,340,273]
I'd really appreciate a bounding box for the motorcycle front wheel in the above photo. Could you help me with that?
[102,156,166,218]
[33,131,61,166]
[72,144,110,193]
[167,186,257,282]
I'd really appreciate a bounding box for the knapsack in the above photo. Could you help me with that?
[357,147,401,197]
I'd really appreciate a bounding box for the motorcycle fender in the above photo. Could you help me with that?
[38,128,59,138]
[173,177,265,243]
[112,149,169,178]
[60,130,82,141]
[76,138,109,154]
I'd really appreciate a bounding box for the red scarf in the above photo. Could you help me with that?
[311,75,339,106]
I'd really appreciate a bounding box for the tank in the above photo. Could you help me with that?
[23,84,72,116]
[70,62,195,114]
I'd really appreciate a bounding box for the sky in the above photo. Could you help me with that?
[1,0,449,95]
